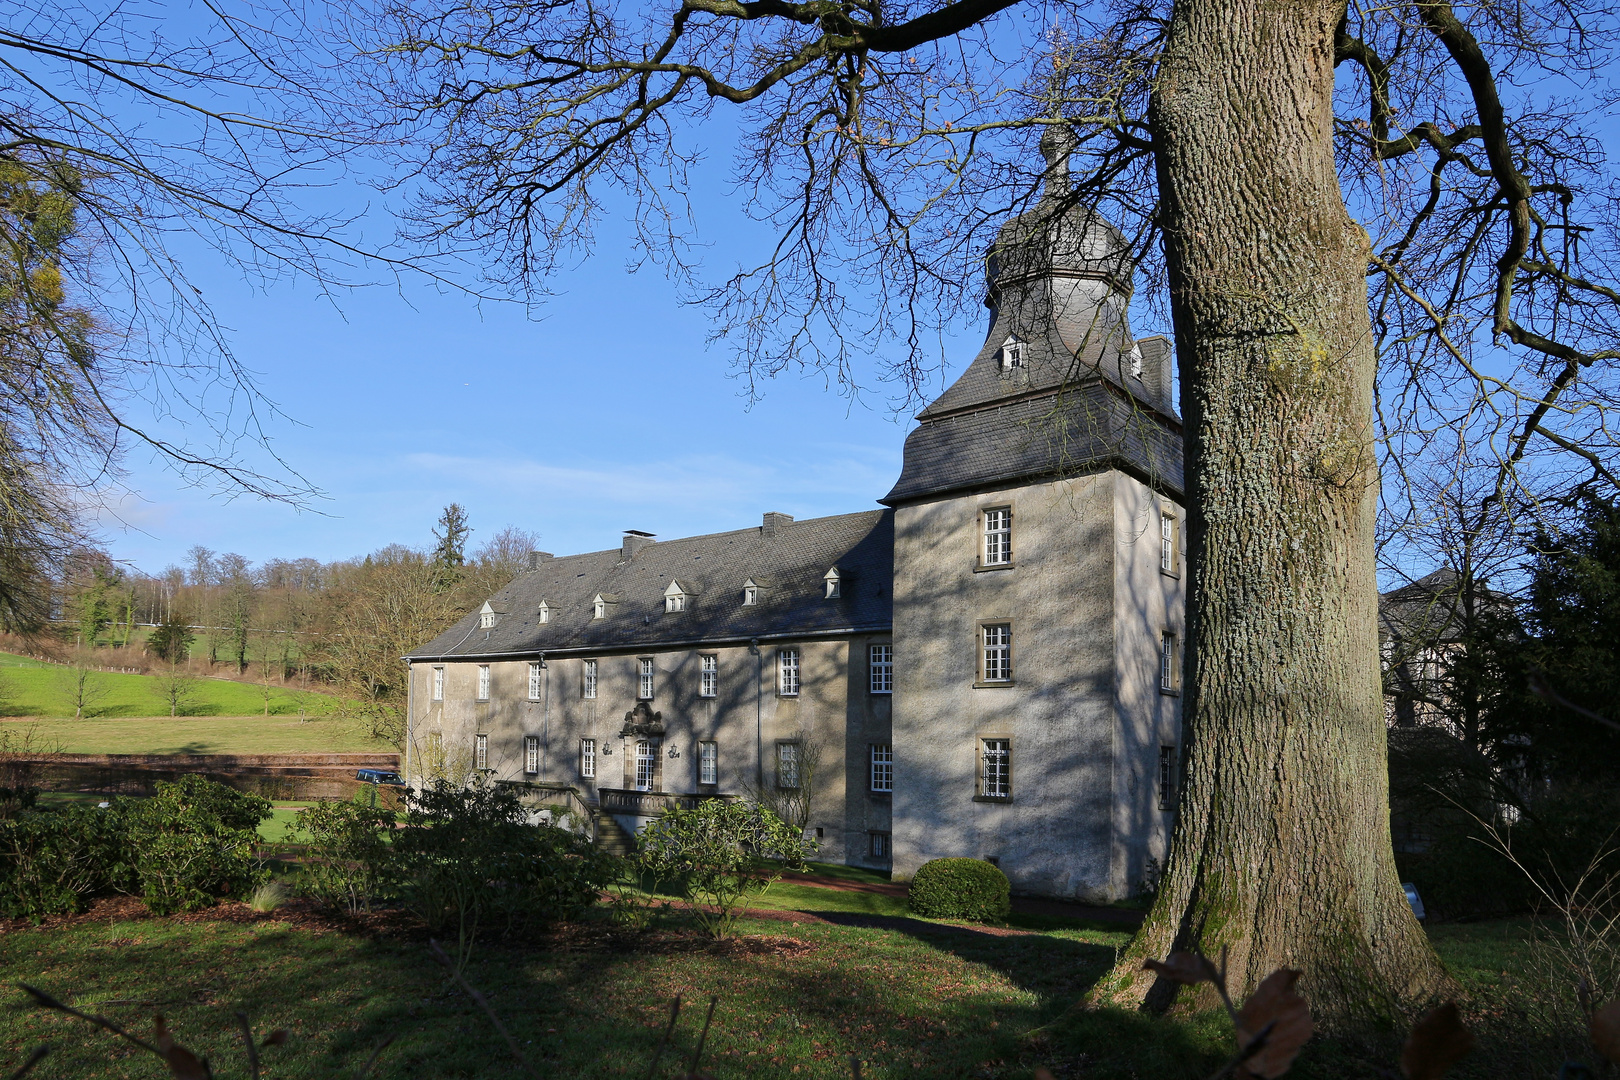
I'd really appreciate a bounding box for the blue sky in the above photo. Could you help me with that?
[94,200,974,572]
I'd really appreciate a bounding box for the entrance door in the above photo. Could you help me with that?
[635,741,656,791]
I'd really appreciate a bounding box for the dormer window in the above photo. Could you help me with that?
[743,578,761,606]
[1129,341,1144,379]
[477,601,506,630]
[663,580,695,614]
[1000,334,1026,369]
[592,593,618,620]
[824,567,842,599]
[537,601,549,624]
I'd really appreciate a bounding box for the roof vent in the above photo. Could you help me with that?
[621,530,656,560]
[761,512,794,537]
[526,551,554,571]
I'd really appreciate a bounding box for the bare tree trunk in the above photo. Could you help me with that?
[1094,0,1451,1024]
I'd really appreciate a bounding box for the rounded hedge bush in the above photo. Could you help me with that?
[906,857,1010,921]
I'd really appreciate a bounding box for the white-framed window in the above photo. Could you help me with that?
[869,743,893,792]
[981,624,1012,683]
[580,738,596,779]
[635,741,656,791]
[1160,632,1178,693]
[824,567,841,599]
[776,742,801,789]
[667,593,686,613]
[1000,334,1025,369]
[778,648,800,696]
[743,580,759,606]
[983,507,1012,566]
[528,662,543,701]
[425,731,443,758]
[593,595,608,619]
[1160,510,1178,574]
[1158,745,1177,810]
[638,657,655,700]
[524,735,540,775]
[475,733,488,771]
[699,741,718,785]
[869,832,889,858]
[583,659,597,699]
[538,601,549,623]
[869,644,893,694]
[981,738,1010,798]
[476,664,491,701]
[479,611,495,629]
[699,654,717,698]
[432,666,444,701]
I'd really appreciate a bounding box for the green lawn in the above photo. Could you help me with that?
[0,876,1592,1080]
[0,714,390,755]
[0,651,337,720]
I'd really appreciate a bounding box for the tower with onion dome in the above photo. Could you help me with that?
[880,127,1188,900]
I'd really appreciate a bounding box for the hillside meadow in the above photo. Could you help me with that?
[0,652,391,754]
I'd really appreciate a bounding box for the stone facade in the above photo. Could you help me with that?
[405,137,1185,901]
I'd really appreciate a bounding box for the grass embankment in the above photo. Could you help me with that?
[0,856,1571,1080]
[1,714,389,755]
[0,651,338,721]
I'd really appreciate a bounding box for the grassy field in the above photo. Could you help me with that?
[0,871,1591,1080]
[1,714,391,755]
[0,651,336,721]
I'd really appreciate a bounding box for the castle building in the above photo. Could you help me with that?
[404,135,1187,901]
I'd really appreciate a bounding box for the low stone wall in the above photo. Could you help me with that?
[8,752,400,800]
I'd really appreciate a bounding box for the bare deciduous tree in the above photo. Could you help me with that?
[343,0,1620,1020]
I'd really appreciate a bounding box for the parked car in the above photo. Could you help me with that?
[356,769,404,786]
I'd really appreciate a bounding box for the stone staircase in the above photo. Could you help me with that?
[594,812,638,857]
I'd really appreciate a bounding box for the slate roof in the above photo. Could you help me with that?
[407,510,893,660]
[1378,567,1514,644]
[884,380,1184,506]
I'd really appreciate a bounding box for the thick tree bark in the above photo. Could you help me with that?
[1091,0,1453,1024]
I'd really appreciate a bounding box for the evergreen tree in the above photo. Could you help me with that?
[145,611,195,665]
[431,504,470,588]
[1515,499,1620,787]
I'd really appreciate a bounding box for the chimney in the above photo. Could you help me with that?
[761,512,795,538]
[526,551,554,571]
[622,530,656,560]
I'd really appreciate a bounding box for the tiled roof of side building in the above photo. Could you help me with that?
[406,509,894,660]
[883,382,1184,506]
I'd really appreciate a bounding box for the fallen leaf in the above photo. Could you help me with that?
[153,1016,210,1080]
[1592,1000,1620,1063]
[1235,969,1313,1079]
[1401,1003,1474,1079]
[1144,952,1213,985]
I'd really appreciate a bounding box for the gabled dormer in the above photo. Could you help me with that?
[824,567,842,599]
[478,601,508,630]
[742,577,767,606]
[664,580,700,613]
[537,600,550,624]
[592,593,619,620]
[999,333,1027,370]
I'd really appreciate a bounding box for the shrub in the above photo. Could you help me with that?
[393,779,619,966]
[294,798,398,915]
[121,775,271,915]
[907,857,1010,922]
[636,798,816,939]
[0,804,125,920]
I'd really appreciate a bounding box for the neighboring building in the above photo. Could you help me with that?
[404,132,1187,901]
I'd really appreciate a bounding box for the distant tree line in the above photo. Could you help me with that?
[34,505,540,746]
